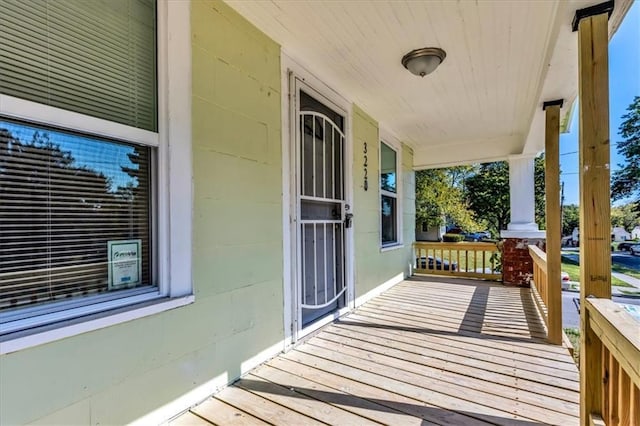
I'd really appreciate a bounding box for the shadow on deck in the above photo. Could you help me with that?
[173,276,580,425]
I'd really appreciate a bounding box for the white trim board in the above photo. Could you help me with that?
[354,272,404,308]
[281,51,356,344]
[0,0,193,351]
[0,296,194,355]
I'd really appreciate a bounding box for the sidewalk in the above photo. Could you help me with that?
[612,272,640,289]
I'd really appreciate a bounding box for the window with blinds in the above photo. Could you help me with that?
[0,0,157,131]
[0,120,154,312]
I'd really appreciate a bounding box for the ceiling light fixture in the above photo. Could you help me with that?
[401,47,446,77]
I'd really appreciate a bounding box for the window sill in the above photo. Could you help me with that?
[0,295,194,355]
[380,244,404,253]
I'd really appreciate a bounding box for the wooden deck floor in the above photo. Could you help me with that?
[172,276,580,425]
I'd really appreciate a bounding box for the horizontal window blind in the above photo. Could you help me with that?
[0,0,157,131]
[0,120,153,311]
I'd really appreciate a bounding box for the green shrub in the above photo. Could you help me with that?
[442,233,464,242]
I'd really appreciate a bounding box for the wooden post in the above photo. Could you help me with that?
[575,2,613,423]
[543,100,563,345]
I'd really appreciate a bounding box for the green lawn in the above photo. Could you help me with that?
[563,328,580,365]
[561,258,632,287]
[612,263,640,280]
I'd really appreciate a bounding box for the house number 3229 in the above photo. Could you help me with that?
[363,142,368,191]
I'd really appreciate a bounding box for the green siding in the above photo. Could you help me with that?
[0,2,418,424]
[0,1,284,424]
[352,105,415,298]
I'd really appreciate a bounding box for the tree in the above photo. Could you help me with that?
[612,96,640,212]
[463,162,511,237]
[562,204,580,236]
[415,166,481,232]
[611,202,640,231]
[463,157,546,237]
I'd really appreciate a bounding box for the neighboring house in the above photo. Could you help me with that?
[416,223,446,241]
[612,226,632,242]
[0,0,632,425]
[632,226,640,240]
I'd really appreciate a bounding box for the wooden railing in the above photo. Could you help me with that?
[584,298,640,425]
[528,245,562,345]
[413,241,502,281]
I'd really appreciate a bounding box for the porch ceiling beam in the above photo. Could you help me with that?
[412,136,521,170]
[575,3,612,423]
[543,100,563,345]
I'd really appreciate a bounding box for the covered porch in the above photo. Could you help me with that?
[173,277,580,425]
[179,0,638,423]
[1,0,638,424]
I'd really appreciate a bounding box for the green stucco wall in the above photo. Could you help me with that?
[0,1,284,424]
[0,2,417,424]
[352,106,415,298]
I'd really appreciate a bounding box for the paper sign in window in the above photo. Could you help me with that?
[108,240,142,290]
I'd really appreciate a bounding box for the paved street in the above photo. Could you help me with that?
[612,251,640,269]
[562,290,640,329]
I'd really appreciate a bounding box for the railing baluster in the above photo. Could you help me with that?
[412,242,501,280]
[620,365,631,425]
[585,298,640,425]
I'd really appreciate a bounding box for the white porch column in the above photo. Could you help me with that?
[500,154,545,239]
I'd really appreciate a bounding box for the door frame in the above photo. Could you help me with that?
[281,52,355,347]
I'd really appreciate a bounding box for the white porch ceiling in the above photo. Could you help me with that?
[226,0,633,169]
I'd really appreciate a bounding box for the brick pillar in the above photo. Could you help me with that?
[500,155,546,286]
[502,238,545,286]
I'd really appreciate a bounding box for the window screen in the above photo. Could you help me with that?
[0,0,157,131]
[0,120,153,312]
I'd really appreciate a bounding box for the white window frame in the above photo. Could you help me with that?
[0,0,193,354]
[379,130,403,250]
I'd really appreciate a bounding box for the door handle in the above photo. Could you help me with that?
[344,213,353,229]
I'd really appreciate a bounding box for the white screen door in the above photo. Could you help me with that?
[295,85,349,328]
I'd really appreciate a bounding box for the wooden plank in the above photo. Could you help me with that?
[381,286,546,316]
[353,304,560,354]
[333,318,577,373]
[530,280,549,327]
[279,348,495,425]
[414,241,500,251]
[577,10,612,425]
[297,340,558,424]
[252,364,426,425]
[314,330,580,419]
[169,412,212,426]
[543,102,563,345]
[618,365,632,425]
[631,383,640,425]
[349,305,570,359]
[172,276,583,426]
[356,302,547,342]
[563,329,576,356]
[236,374,380,426]
[215,385,325,426]
[373,288,548,324]
[366,295,548,333]
[191,397,270,425]
[357,300,551,352]
[326,323,581,397]
[586,299,640,389]
[322,324,579,391]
